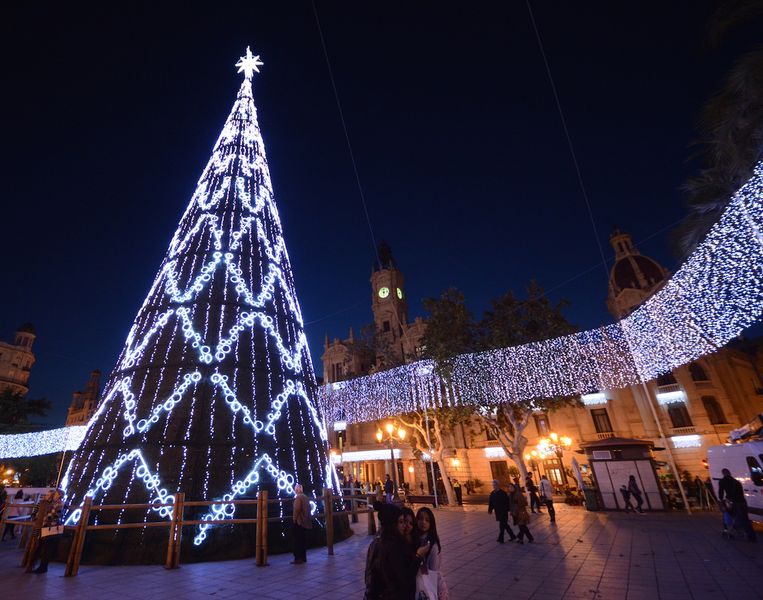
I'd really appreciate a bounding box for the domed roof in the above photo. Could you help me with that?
[16,322,35,334]
[611,255,666,292]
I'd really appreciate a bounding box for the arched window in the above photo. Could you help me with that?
[667,402,693,428]
[657,372,677,386]
[702,396,727,425]
[689,362,710,382]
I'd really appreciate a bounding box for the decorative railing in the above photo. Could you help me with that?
[670,426,696,435]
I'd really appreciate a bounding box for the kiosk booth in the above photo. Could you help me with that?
[580,437,665,511]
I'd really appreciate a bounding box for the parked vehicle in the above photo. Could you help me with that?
[707,423,763,525]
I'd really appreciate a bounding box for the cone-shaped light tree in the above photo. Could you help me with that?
[62,48,338,557]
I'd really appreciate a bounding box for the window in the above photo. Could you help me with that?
[689,363,710,382]
[746,456,763,486]
[534,413,550,437]
[667,402,693,428]
[591,408,613,433]
[657,372,677,386]
[701,396,727,425]
[382,321,390,333]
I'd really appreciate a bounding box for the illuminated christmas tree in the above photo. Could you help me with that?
[62,48,339,560]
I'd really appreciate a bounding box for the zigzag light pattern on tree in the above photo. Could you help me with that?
[61,51,337,545]
[320,162,763,423]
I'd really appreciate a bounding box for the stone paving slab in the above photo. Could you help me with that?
[0,504,761,599]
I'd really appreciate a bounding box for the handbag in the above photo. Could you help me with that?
[416,569,439,600]
[41,525,64,538]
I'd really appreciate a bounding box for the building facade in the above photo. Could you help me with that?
[323,232,763,496]
[0,323,36,396]
[65,370,101,426]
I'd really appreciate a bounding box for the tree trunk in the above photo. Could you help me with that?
[507,452,529,481]
[434,449,457,506]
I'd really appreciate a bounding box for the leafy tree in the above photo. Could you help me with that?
[416,288,479,505]
[0,389,51,434]
[396,405,474,506]
[675,1,763,256]
[475,281,581,480]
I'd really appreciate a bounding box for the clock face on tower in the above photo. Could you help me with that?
[378,287,390,299]
[396,287,403,299]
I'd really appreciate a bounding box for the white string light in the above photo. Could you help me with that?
[320,162,763,423]
[55,48,338,543]
[0,426,86,458]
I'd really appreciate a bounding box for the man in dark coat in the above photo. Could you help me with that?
[718,468,756,542]
[488,480,516,543]
[526,475,542,514]
[383,474,394,503]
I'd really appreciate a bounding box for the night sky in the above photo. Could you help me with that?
[2,2,746,426]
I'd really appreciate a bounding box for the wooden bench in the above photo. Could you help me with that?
[405,494,437,506]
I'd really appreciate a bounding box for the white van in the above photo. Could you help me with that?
[707,441,763,524]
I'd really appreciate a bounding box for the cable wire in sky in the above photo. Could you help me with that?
[311,1,380,264]
[526,0,611,283]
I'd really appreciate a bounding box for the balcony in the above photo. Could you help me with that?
[670,426,696,435]
[656,383,685,405]
[596,431,616,440]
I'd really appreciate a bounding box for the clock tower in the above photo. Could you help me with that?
[371,242,408,339]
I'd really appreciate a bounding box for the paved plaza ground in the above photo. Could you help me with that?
[1,503,761,599]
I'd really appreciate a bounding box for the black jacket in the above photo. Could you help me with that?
[488,489,510,521]
[718,475,746,504]
[364,535,418,600]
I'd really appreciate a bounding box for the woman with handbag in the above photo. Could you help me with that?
[26,488,63,574]
[508,483,534,544]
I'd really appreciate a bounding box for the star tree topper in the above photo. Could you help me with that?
[236,46,264,80]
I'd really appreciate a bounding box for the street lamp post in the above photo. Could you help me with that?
[524,450,541,480]
[376,422,406,492]
[537,432,573,486]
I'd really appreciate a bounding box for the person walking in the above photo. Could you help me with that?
[627,475,644,513]
[384,474,395,503]
[718,468,756,542]
[526,475,542,514]
[2,489,23,541]
[291,484,312,564]
[452,479,463,506]
[508,483,534,543]
[488,480,517,543]
[539,475,556,523]
[619,485,636,512]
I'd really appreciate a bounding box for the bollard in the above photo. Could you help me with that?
[65,496,92,577]
[323,488,334,556]
[351,492,358,524]
[165,492,184,569]
[256,490,268,566]
[367,494,376,536]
